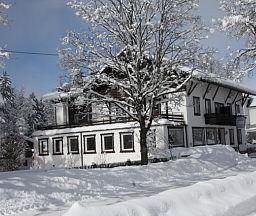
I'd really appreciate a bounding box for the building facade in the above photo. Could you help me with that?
[33,75,256,168]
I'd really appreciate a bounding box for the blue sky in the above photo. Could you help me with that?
[0,0,254,96]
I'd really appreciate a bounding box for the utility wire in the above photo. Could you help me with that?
[2,49,58,56]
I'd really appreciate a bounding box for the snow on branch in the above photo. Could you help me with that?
[59,0,212,130]
[220,0,256,75]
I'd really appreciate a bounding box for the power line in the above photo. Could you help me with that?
[2,49,58,57]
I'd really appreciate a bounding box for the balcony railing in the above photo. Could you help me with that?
[204,113,240,126]
[36,112,184,130]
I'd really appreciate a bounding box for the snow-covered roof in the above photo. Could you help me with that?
[44,67,256,101]
[180,66,256,96]
[43,88,84,101]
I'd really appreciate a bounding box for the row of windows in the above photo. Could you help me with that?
[38,132,134,156]
[193,97,241,116]
[192,127,240,146]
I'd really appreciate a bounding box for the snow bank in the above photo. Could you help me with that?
[1,145,256,216]
[64,171,256,216]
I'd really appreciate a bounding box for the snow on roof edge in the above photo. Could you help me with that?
[179,66,256,96]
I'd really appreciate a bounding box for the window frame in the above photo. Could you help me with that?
[205,99,211,114]
[52,137,64,155]
[101,133,115,153]
[83,135,96,154]
[38,138,49,156]
[119,132,134,153]
[192,127,205,146]
[67,136,79,154]
[193,96,201,116]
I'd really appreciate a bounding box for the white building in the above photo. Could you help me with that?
[245,97,256,143]
[33,74,256,168]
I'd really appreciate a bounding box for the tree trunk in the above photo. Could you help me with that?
[140,121,148,165]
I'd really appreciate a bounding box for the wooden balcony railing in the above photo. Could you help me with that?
[36,112,184,130]
[204,113,243,126]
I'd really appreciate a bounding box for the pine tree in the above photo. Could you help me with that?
[0,71,14,102]
[0,72,26,171]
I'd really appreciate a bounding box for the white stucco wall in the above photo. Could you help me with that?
[33,122,170,168]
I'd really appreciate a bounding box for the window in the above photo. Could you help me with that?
[205,99,211,114]
[215,102,224,114]
[84,135,96,154]
[237,129,242,145]
[235,103,241,115]
[52,137,63,155]
[168,127,185,147]
[120,132,134,152]
[229,129,235,145]
[101,133,114,153]
[206,128,217,145]
[193,97,201,116]
[192,127,205,146]
[38,139,49,156]
[67,136,79,154]
[217,128,226,144]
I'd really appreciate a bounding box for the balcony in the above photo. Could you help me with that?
[204,113,237,126]
[204,113,246,127]
[36,112,184,131]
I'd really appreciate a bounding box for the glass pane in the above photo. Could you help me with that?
[237,129,242,144]
[194,97,200,114]
[87,137,96,151]
[104,136,113,150]
[123,134,133,149]
[41,140,48,152]
[229,129,234,144]
[55,140,62,152]
[193,128,204,145]
[169,128,184,147]
[206,128,216,144]
[70,138,78,152]
[205,100,211,114]
[218,128,226,144]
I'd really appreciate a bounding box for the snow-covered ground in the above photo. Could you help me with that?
[1,145,256,216]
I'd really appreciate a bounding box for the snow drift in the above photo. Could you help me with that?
[64,171,256,216]
[1,145,256,216]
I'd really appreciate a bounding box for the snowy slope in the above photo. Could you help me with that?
[65,171,256,216]
[1,145,256,216]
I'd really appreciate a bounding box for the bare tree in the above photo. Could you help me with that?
[59,0,209,165]
[220,0,256,78]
